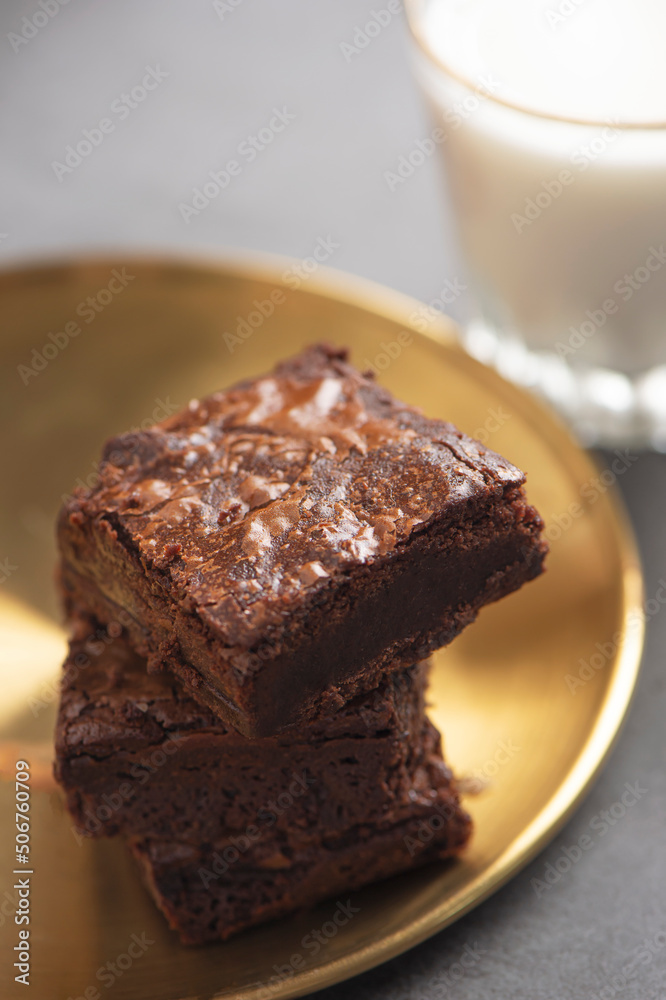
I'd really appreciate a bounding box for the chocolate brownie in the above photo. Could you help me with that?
[54,625,467,848]
[54,624,472,943]
[58,343,547,736]
[129,802,471,945]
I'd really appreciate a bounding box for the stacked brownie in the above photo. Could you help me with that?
[54,344,547,944]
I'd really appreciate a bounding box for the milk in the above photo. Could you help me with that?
[411,0,666,439]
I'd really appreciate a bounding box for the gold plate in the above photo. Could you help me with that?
[0,257,643,1000]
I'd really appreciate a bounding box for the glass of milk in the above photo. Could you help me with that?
[407,0,666,447]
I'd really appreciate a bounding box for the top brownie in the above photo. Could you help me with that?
[58,343,547,736]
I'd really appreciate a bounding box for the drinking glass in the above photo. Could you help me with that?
[406,0,666,447]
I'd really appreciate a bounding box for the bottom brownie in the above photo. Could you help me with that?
[130,801,471,945]
[54,620,472,944]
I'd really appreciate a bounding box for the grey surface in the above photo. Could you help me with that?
[2,2,664,997]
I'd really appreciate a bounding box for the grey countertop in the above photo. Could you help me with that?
[2,2,664,997]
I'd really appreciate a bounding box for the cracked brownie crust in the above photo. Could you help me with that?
[58,343,547,736]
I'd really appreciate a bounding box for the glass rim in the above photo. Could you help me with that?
[405,0,666,131]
